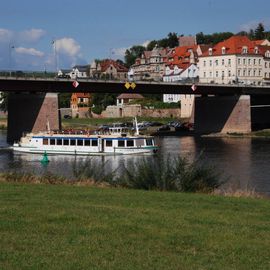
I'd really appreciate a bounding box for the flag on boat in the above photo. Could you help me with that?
[73,80,79,88]
[191,84,197,91]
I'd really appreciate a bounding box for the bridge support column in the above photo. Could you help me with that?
[194,95,251,134]
[7,93,61,142]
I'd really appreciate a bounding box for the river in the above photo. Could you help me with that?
[0,130,269,195]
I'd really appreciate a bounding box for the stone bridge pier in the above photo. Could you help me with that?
[7,93,61,143]
[194,95,270,134]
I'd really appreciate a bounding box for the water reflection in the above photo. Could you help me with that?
[0,130,270,195]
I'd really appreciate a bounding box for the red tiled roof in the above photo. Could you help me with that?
[201,36,270,57]
[117,93,144,99]
[73,93,90,98]
[100,60,128,72]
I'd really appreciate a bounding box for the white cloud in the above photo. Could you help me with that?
[20,28,46,43]
[0,28,13,42]
[15,47,44,57]
[55,37,81,57]
[141,40,150,47]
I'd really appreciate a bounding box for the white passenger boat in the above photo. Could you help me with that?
[13,120,158,155]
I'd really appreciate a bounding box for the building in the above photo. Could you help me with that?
[89,59,128,80]
[178,36,197,47]
[116,93,144,106]
[131,45,170,81]
[58,65,89,79]
[70,92,91,118]
[198,35,270,85]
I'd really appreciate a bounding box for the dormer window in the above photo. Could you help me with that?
[208,48,213,56]
[242,46,248,54]
[222,47,226,55]
[254,47,259,54]
[265,50,270,58]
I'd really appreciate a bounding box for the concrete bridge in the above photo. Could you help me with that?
[1,76,270,142]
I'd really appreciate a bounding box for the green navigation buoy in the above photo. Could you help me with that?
[41,151,50,164]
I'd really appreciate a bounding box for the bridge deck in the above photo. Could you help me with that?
[0,77,270,95]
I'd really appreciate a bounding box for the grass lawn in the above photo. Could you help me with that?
[0,183,270,270]
[61,117,180,129]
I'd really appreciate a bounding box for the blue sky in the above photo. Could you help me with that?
[0,0,269,71]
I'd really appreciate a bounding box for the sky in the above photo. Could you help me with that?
[0,0,270,71]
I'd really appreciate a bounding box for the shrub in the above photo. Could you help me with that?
[116,155,224,193]
[91,105,103,115]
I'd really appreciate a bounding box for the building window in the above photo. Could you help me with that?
[242,46,248,54]
[254,47,259,54]
[243,59,246,65]
[209,60,212,66]
[253,69,256,76]
[222,71,224,78]
[222,47,226,54]
[228,59,231,66]
[228,70,231,77]
[222,59,224,65]
[208,48,213,56]
[248,69,251,76]
[238,69,241,76]
[259,59,261,65]
[243,69,246,76]
[215,60,218,66]
[238,58,241,65]
[216,71,218,77]
[203,72,206,78]
[248,59,251,65]
[203,60,206,67]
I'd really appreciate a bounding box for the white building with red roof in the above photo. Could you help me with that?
[198,35,270,85]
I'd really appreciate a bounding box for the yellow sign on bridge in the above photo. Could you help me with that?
[124,82,136,90]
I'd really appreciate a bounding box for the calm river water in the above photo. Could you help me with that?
[0,130,270,195]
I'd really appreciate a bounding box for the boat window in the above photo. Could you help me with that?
[50,139,55,145]
[118,140,125,147]
[70,139,76,146]
[63,139,69,146]
[57,139,62,145]
[146,139,153,146]
[106,140,113,147]
[85,140,90,146]
[136,139,144,147]
[43,138,48,145]
[77,139,83,146]
[92,139,98,146]
[127,140,134,147]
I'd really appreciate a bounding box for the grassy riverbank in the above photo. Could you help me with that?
[1,182,269,270]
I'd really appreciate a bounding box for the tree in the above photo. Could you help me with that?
[146,40,158,51]
[124,45,146,67]
[254,23,265,40]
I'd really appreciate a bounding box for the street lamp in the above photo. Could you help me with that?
[52,39,58,75]
[9,43,15,77]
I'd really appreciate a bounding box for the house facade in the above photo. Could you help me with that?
[116,93,144,106]
[198,35,270,85]
[89,59,128,80]
[70,92,91,118]
[131,45,169,81]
